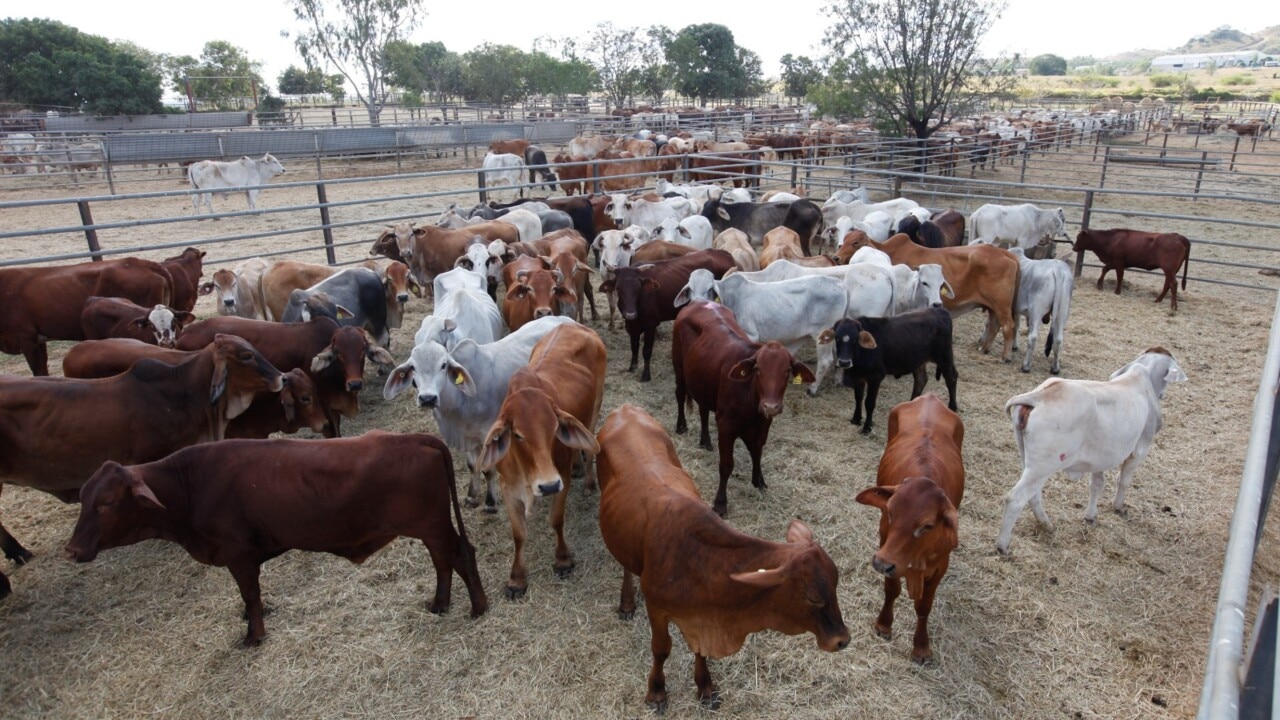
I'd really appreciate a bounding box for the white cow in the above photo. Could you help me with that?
[846,247,952,315]
[604,193,694,232]
[481,152,526,203]
[822,199,920,245]
[823,188,871,206]
[591,226,651,329]
[969,203,1068,257]
[0,133,38,174]
[832,212,894,243]
[674,268,850,395]
[188,153,287,215]
[1008,248,1074,375]
[415,267,503,349]
[720,188,753,204]
[657,215,714,250]
[384,315,576,510]
[996,348,1187,554]
[654,179,722,212]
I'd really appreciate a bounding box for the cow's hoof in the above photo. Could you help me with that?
[428,598,450,615]
[1020,366,1030,374]
[242,634,264,648]
[464,496,481,509]
[806,387,819,398]
[504,585,527,601]
[554,560,576,579]
[699,690,722,711]
[646,696,668,715]
[859,425,873,435]
[699,440,712,451]
[618,608,635,621]
[675,422,687,435]
[1114,506,1129,518]
[874,626,892,641]
[712,503,727,518]
[996,544,1012,557]
[1084,516,1098,527]
[7,547,32,565]
[911,652,936,666]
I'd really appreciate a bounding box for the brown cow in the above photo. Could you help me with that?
[80,296,195,347]
[360,258,421,331]
[632,240,695,264]
[597,403,850,712]
[160,247,206,312]
[553,153,591,195]
[0,257,174,375]
[857,394,964,664]
[65,431,488,645]
[760,226,836,268]
[198,257,269,320]
[259,260,339,322]
[1073,228,1190,310]
[0,334,284,597]
[370,222,521,293]
[870,233,1020,362]
[477,323,606,599]
[673,302,815,516]
[547,251,596,321]
[62,338,195,379]
[489,138,530,157]
[600,249,737,382]
[502,267,572,332]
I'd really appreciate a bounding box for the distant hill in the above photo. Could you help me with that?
[1101,25,1280,63]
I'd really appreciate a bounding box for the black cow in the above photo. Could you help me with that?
[700,197,824,257]
[489,197,595,241]
[598,249,736,382]
[280,267,389,348]
[523,145,559,192]
[830,308,959,435]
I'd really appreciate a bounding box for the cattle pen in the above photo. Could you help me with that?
[1,121,1279,719]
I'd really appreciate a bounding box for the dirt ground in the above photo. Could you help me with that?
[0,139,1278,719]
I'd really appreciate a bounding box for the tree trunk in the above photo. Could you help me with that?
[366,103,382,128]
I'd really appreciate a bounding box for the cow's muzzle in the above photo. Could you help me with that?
[536,479,564,496]
[64,545,96,563]
[836,359,852,368]
[759,401,782,418]
[622,312,637,321]
[397,293,410,304]
[223,298,236,307]
[347,379,363,392]
[418,393,438,408]
[871,555,896,577]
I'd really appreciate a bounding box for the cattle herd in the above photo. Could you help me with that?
[0,133,1204,712]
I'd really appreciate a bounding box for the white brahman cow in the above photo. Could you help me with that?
[481,152,526,203]
[188,153,286,215]
[969,203,1068,257]
[997,347,1187,554]
[1008,248,1074,375]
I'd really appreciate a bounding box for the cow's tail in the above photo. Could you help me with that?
[1045,271,1071,357]
[1005,400,1033,461]
[937,311,955,381]
[1180,236,1191,290]
[438,439,477,564]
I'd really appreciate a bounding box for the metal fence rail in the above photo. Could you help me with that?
[1198,293,1280,719]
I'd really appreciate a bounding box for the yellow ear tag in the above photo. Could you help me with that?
[453,371,464,385]
[792,374,803,385]
[712,292,721,304]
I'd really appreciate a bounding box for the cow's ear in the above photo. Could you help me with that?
[505,284,530,301]
[311,345,336,373]
[210,353,228,406]
[1164,360,1188,385]
[449,362,476,397]
[477,421,511,471]
[785,519,815,544]
[383,363,415,400]
[334,304,355,320]
[198,281,216,296]
[280,389,296,423]
[858,330,877,350]
[728,358,757,381]
[132,317,153,329]
[366,344,396,370]
[641,278,661,291]
[598,280,615,294]
[127,475,166,511]
[855,486,895,509]
[408,278,423,298]
[716,207,731,221]
[940,281,955,299]
[673,286,691,307]
[791,360,816,385]
[730,566,787,589]
[176,312,197,327]
[555,409,600,453]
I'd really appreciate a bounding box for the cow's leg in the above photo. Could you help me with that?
[247,189,259,213]
[619,568,637,620]
[21,339,49,376]
[806,336,833,397]
[851,378,866,427]
[909,365,928,398]
[874,574,900,640]
[997,307,1016,363]
[646,613,673,713]
[997,468,1050,555]
[422,531,454,615]
[675,367,689,435]
[0,487,33,569]
[627,328,639,372]
[639,327,658,382]
[549,461,575,579]
[698,404,712,451]
[1113,267,1125,295]
[911,565,948,665]
[1114,448,1152,517]
[942,361,959,412]
[1084,471,1107,524]
[1155,272,1172,305]
[584,282,599,320]
[464,451,484,509]
[694,653,721,709]
[713,430,737,517]
[747,423,770,491]
[860,379,881,435]
[441,519,488,619]
[1096,266,1109,290]
[1022,313,1039,373]
[977,311,997,354]
[0,569,9,599]
[227,561,267,646]
[503,495,529,599]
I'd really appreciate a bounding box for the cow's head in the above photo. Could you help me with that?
[672,268,717,307]
[131,305,195,347]
[836,230,873,264]
[1072,229,1095,253]
[278,368,329,434]
[210,333,286,421]
[261,153,286,178]
[290,291,353,324]
[603,193,632,227]
[856,476,959,581]
[507,268,571,322]
[1111,346,1188,400]
[592,228,646,275]
[828,318,878,370]
[312,327,394,394]
[727,341,813,418]
[727,520,850,653]
[383,338,475,408]
[600,265,658,322]
[477,387,599,499]
[371,222,418,262]
[65,461,165,564]
[1054,208,1068,239]
[199,268,241,315]
[914,264,953,308]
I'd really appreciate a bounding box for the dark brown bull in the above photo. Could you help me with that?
[1073,228,1191,311]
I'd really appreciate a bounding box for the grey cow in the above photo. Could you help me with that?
[1008,247,1074,374]
[281,267,390,348]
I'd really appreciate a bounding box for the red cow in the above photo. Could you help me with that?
[1073,228,1191,310]
[477,323,606,600]
[160,247,206,312]
[672,302,814,516]
[79,296,195,347]
[856,394,965,664]
[0,257,174,375]
[65,431,488,646]
[597,404,849,712]
[0,334,284,597]
[599,249,737,382]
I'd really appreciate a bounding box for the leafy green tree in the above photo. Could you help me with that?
[823,0,1013,138]
[636,26,676,104]
[278,65,325,93]
[1028,54,1067,76]
[522,51,596,98]
[780,54,823,101]
[0,18,163,114]
[288,0,424,125]
[384,40,465,102]
[167,41,266,110]
[463,44,529,105]
[665,23,764,104]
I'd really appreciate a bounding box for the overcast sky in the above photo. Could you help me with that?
[6,1,1277,93]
